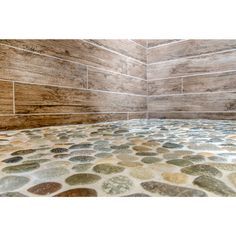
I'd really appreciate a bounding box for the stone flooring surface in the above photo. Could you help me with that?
[0,119,236,197]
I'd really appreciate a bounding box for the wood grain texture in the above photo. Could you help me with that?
[0,113,127,130]
[149,112,236,120]
[148,50,236,80]
[15,83,147,114]
[148,78,182,95]
[0,40,145,79]
[0,44,87,88]
[183,71,236,93]
[88,68,147,95]
[148,92,236,112]
[128,112,147,119]
[147,40,236,63]
[127,58,146,79]
[147,40,180,48]
[88,40,146,63]
[0,80,13,114]
[132,40,147,47]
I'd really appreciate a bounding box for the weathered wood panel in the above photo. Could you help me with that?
[127,58,146,79]
[147,40,180,48]
[132,40,147,47]
[15,83,147,114]
[147,40,236,63]
[88,68,147,95]
[148,92,236,112]
[148,78,182,95]
[148,50,236,80]
[88,40,146,63]
[0,113,127,130]
[0,44,87,88]
[0,40,145,79]
[149,112,236,120]
[0,80,13,114]
[129,112,147,119]
[183,71,236,93]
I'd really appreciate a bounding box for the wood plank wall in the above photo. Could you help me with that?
[147,39,236,120]
[0,40,147,130]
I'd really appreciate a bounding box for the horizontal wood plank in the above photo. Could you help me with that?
[0,113,128,130]
[148,92,236,112]
[148,78,182,95]
[129,112,147,119]
[0,80,13,114]
[132,40,147,47]
[148,50,236,80]
[183,71,236,93]
[88,40,146,63]
[88,68,147,95]
[15,83,147,114]
[149,112,236,120]
[147,40,180,48]
[147,40,236,63]
[0,40,145,79]
[0,44,87,88]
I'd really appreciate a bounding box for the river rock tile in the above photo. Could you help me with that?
[141,181,207,197]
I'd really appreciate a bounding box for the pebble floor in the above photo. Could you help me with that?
[0,119,236,197]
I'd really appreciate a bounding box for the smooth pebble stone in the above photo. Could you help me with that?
[118,161,143,167]
[54,188,97,197]
[193,175,236,196]
[70,150,96,155]
[149,163,177,172]
[0,192,27,197]
[136,152,157,156]
[11,149,36,156]
[27,153,48,159]
[141,181,207,197]
[124,193,150,197]
[2,162,40,173]
[23,159,50,164]
[53,154,70,159]
[167,159,193,167]
[181,164,222,177]
[175,150,193,155]
[163,153,183,160]
[94,141,109,145]
[2,156,23,163]
[113,149,132,154]
[69,143,92,149]
[188,144,220,151]
[156,147,170,153]
[69,156,95,163]
[209,163,236,171]
[34,167,70,179]
[102,176,133,195]
[130,167,154,180]
[182,155,205,163]
[66,173,101,185]
[141,157,162,164]
[95,153,113,158]
[142,140,161,147]
[228,173,236,188]
[72,163,93,172]
[27,182,62,195]
[208,156,227,162]
[51,148,68,153]
[162,142,183,149]
[0,176,30,192]
[44,161,71,168]
[93,164,124,174]
[132,146,152,152]
[162,172,188,184]
[116,154,139,161]
[111,144,129,150]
